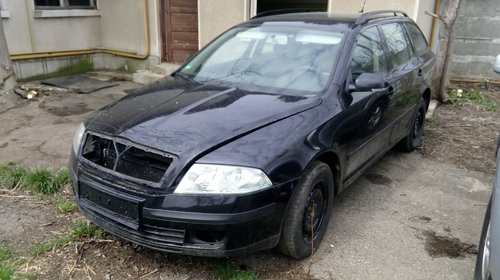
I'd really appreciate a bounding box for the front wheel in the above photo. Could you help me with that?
[399,98,426,152]
[278,161,334,259]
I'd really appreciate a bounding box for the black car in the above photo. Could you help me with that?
[69,10,435,259]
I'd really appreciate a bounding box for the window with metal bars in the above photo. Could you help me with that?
[34,0,96,9]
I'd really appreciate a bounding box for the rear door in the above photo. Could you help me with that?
[379,22,421,143]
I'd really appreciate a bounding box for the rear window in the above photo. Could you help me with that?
[405,23,428,54]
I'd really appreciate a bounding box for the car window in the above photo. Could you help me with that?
[380,23,413,68]
[404,22,428,54]
[350,26,387,80]
[180,26,345,95]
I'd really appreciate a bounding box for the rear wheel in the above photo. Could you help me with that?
[278,161,334,259]
[399,98,426,152]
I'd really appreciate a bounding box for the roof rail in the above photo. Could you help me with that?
[355,10,408,25]
[251,9,324,19]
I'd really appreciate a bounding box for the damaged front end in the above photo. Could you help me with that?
[69,128,288,257]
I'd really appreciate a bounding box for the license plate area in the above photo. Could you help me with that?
[79,182,143,227]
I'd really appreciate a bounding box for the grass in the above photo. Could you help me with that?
[31,220,102,256]
[0,163,70,195]
[56,200,78,214]
[0,243,12,280]
[447,88,497,111]
[215,262,260,280]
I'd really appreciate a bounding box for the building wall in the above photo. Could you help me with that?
[328,0,434,41]
[2,0,101,54]
[1,0,161,79]
[448,0,500,81]
[198,0,249,48]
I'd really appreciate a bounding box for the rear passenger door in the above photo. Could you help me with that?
[379,22,421,143]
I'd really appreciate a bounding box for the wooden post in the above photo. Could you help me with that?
[0,16,16,93]
[427,0,462,102]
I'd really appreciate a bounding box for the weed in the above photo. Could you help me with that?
[0,244,11,263]
[446,88,496,111]
[0,164,69,195]
[426,118,438,128]
[0,263,13,280]
[0,164,27,189]
[56,200,78,214]
[215,262,259,280]
[486,100,498,112]
[31,220,102,256]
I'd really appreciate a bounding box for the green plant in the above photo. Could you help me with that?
[0,263,13,280]
[215,262,259,280]
[0,164,27,189]
[56,200,78,213]
[0,244,11,262]
[0,164,70,195]
[31,220,102,256]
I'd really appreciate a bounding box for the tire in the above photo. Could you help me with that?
[399,97,426,152]
[474,196,492,280]
[278,161,334,259]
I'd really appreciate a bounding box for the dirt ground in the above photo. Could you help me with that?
[0,78,497,279]
[422,83,500,175]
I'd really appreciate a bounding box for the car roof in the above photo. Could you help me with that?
[249,10,409,27]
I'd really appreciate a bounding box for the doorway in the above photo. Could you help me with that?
[160,0,199,63]
[256,0,328,14]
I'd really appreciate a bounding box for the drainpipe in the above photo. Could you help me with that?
[11,0,150,61]
[429,0,440,48]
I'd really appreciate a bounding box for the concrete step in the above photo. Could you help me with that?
[152,63,180,75]
[88,71,133,82]
[132,70,164,85]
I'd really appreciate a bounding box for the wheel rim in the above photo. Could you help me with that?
[412,109,424,141]
[481,221,491,279]
[302,181,328,243]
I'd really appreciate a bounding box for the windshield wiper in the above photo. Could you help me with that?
[174,71,194,82]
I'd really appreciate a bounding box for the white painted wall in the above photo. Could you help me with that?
[1,0,160,58]
[198,0,249,48]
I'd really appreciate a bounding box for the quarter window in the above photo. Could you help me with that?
[35,0,95,9]
[405,23,428,54]
[380,23,413,68]
[350,26,387,79]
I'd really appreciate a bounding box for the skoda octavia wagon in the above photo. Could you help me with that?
[69,10,435,259]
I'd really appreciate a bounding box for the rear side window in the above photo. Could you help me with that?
[405,22,428,54]
[380,23,413,68]
[350,26,387,78]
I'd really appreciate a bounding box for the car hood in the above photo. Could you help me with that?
[85,78,322,161]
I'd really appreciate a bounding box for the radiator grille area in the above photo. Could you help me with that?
[81,133,172,182]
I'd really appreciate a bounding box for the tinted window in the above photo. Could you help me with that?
[405,22,428,54]
[351,26,386,78]
[381,23,412,67]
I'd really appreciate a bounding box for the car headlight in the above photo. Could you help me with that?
[175,164,272,194]
[72,123,86,155]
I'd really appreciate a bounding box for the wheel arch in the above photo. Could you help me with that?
[314,151,342,195]
[422,88,431,111]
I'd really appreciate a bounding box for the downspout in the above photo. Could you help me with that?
[429,0,439,48]
[11,0,150,61]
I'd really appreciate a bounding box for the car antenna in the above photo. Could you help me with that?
[359,0,367,13]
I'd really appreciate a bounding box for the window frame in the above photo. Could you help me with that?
[34,0,96,10]
[379,21,414,70]
[403,22,429,55]
[349,25,389,77]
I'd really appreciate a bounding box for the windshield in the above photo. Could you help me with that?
[179,25,345,95]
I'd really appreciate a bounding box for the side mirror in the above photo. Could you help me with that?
[354,73,388,91]
[494,54,500,74]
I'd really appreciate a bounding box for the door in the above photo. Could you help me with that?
[379,22,421,143]
[161,0,198,63]
[343,26,395,177]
